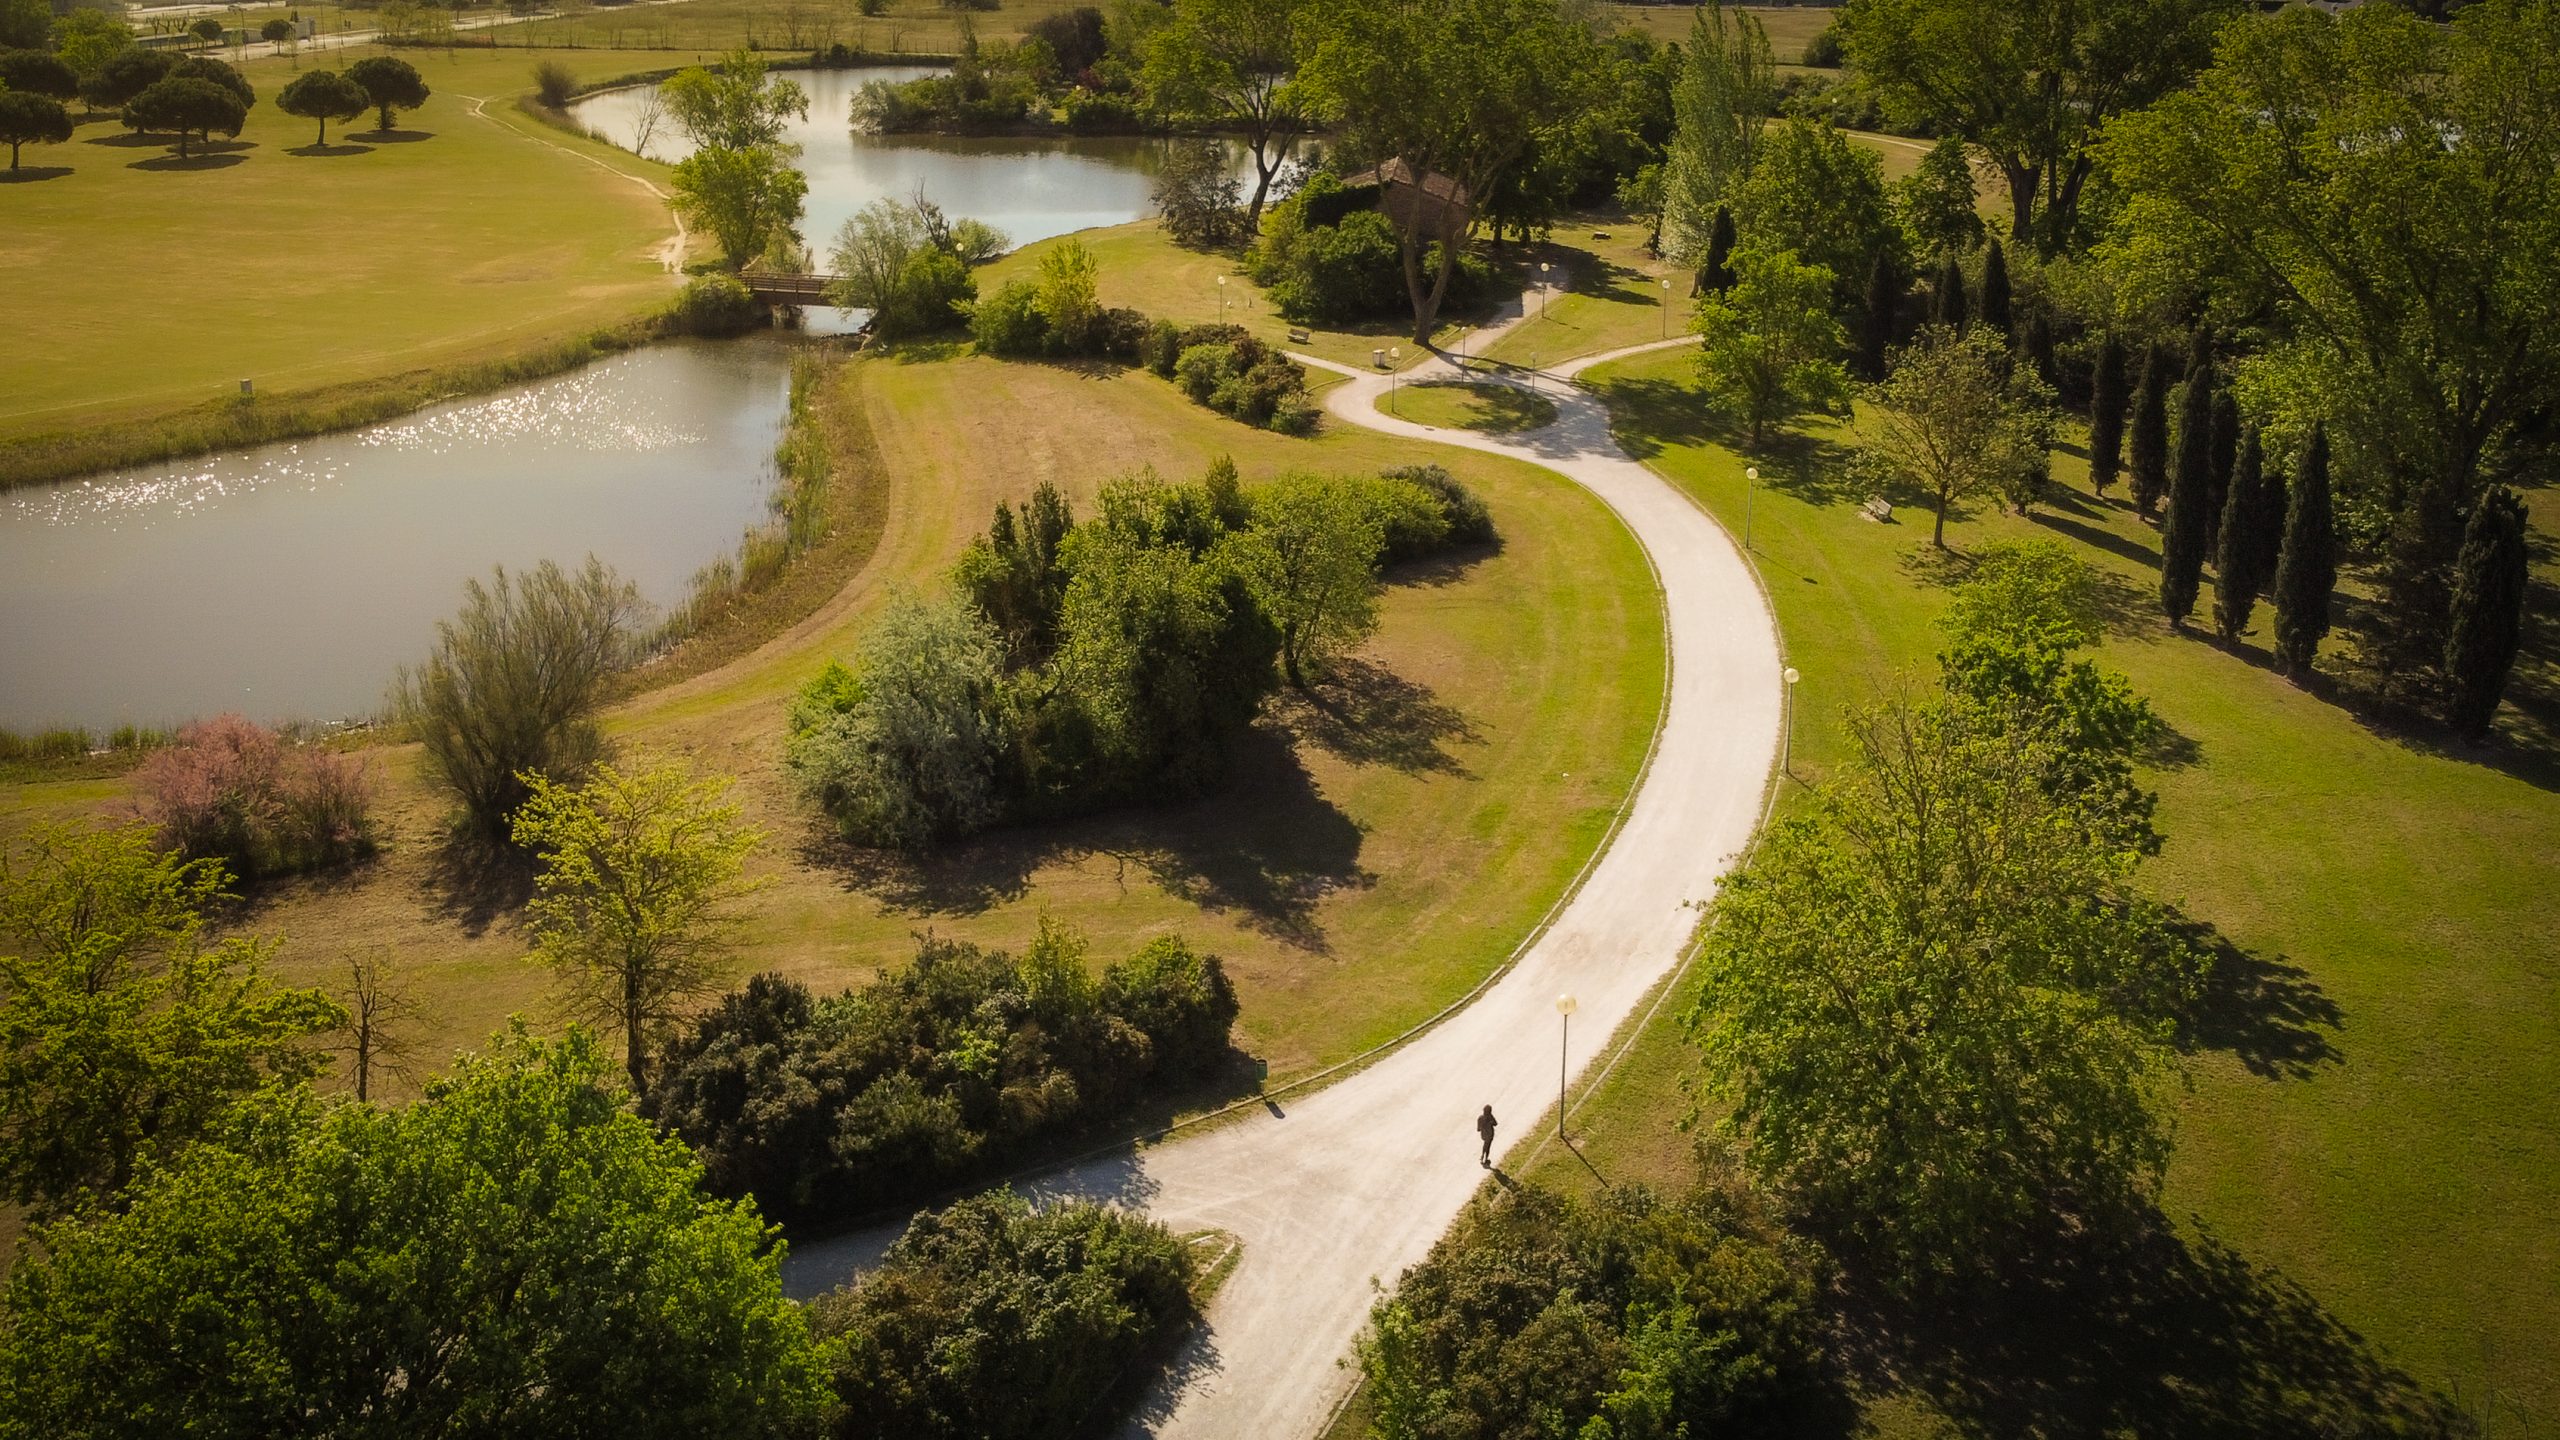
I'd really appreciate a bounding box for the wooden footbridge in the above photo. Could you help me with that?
[740,273,844,306]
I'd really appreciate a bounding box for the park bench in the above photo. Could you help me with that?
[1860,497,1894,523]
[1287,326,1311,344]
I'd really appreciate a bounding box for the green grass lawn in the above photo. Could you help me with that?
[1475,216,1691,372]
[1528,346,2560,1432]
[1607,3,1834,62]
[0,45,682,455]
[1375,381,1559,433]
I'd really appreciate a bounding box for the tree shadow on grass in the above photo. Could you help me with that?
[1583,374,1716,460]
[1897,535,2156,640]
[85,130,167,147]
[1845,1216,2470,1439]
[2030,506,2166,573]
[1273,656,1481,777]
[806,724,1371,951]
[421,837,535,938]
[130,150,248,172]
[0,166,71,183]
[287,141,374,157]
[356,128,434,143]
[2166,912,2344,1081]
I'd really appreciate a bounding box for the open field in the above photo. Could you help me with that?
[0,336,1666,1099]
[0,44,686,460]
[1528,346,2560,1431]
[1607,2,1835,61]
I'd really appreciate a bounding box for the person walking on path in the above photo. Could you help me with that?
[1477,1105,1498,1168]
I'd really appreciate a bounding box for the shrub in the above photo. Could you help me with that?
[643,923,1242,1220]
[1169,340,1314,431]
[811,1191,1198,1440]
[785,589,1012,851]
[132,715,376,880]
[1033,237,1101,353]
[1061,88,1141,132]
[531,57,576,109]
[1152,139,1242,247]
[1139,316,1184,377]
[1270,390,1321,436]
[394,557,647,847]
[668,273,763,336]
[1174,341,1234,402]
[970,277,1047,355]
[886,245,977,335]
[1359,1158,1829,1439]
[1091,305,1149,363]
[1379,463,1495,554]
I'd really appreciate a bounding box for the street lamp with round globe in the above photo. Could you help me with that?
[1554,993,1578,1137]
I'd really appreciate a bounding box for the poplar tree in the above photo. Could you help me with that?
[2212,427,2265,642]
[1979,237,2012,338]
[2158,338,2217,625]
[2127,344,2170,516]
[1701,205,1738,292]
[2271,424,2335,677]
[2087,332,2127,495]
[1859,249,1899,381]
[1932,253,1968,329]
[2443,487,2528,739]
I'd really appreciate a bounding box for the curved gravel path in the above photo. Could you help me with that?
[786,327,1783,1439]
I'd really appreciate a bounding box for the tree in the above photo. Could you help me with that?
[827,196,925,319]
[1978,236,2011,338]
[2127,342,2170,516]
[0,1028,833,1439]
[0,825,339,1216]
[168,54,253,110]
[258,17,294,46]
[81,48,172,112]
[2086,333,2127,495]
[1661,0,1773,262]
[1930,251,1966,329]
[673,142,807,269]
[2159,339,2216,626]
[2206,388,2238,535]
[1857,248,1898,380]
[1238,473,1388,688]
[1140,0,1310,223]
[1842,0,2244,251]
[343,53,428,132]
[120,76,243,157]
[1299,0,1607,339]
[512,760,766,1099]
[1685,692,2199,1289]
[188,16,223,44]
[0,91,69,171]
[785,588,1012,850]
[394,557,647,847]
[1731,117,1899,313]
[1692,246,1850,451]
[53,10,134,82]
[2443,487,2528,740]
[2271,424,2335,677]
[0,0,47,50]
[661,47,805,150]
[2212,426,2266,642]
[1033,235,1100,352]
[1862,324,2053,547]
[2098,0,2560,680]
[0,49,77,101]
[1699,203,1736,293]
[276,69,365,146]
[1893,134,1982,257]
[1150,139,1243,248]
[334,953,418,1104]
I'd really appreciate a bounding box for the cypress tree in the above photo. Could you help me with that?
[1980,238,2012,339]
[2212,426,2266,642]
[2205,389,2239,547]
[2251,458,2288,597]
[1702,206,1737,293]
[2128,344,2171,516]
[1859,249,1899,381]
[2272,424,2336,677]
[1932,254,1968,330]
[2088,332,2127,495]
[2443,486,2529,739]
[2024,311,2057,392]
[2158,340,2217,627]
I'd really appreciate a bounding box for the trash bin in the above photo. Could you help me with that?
[1372,348,1386,369]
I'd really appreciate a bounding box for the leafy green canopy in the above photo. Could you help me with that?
[0,1028,831,1440]
[812,1190,1199,1440]
[1691,245,1851,450]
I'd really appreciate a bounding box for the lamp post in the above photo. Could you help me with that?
[1554,992,1578,1138]
[1782,666,1800,773]
[1539,261,1552,319]
[1388,346,1402,411]
[1659,277,1671,338]
[1215,273,1227,326]
[1744,465,1759,551]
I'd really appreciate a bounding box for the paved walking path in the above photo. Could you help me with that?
[785,311,1780,1439]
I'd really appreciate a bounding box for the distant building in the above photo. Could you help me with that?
[1339,158,1474,243]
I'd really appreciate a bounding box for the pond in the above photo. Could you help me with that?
[4,71,1245,732]
[567,66,1251,252]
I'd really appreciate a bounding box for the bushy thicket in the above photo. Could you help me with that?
[1133,322,1318,434]
[668,273,765,337]
[810,1191,1198,1440]
[1246,175,1498,324]
[642,923,1239,1220]
[1359,1157,1828,1440]
[785,462,1492,849]
[131,714,375,880]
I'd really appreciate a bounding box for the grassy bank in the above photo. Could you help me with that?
[0,46,685,476]
[1528,346,2560,1430]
